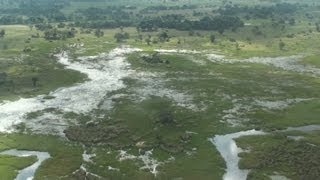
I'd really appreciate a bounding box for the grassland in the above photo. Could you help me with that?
[236,130,320,180]
[0,25,86,102]
[0,154,37,180]
[62,50,319,179]
[0,22,319,179]
[0,134,83,179]
[301,54,320,68]
[0,0,320,179]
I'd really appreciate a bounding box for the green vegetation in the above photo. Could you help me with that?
[249,100,320,130]
[0,29,5,37]
[0,0,320,179]
[236,131,320,180]
[60,50,320,179]
[0,134,83,179]
[65,96,225,179]
[301,55,320,67]
[0,25,85,102]
[0,155,37,180]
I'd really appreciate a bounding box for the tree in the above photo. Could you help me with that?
[123,32,129,39]
[252,26,263,36]
[289,18,295,26]
[32,77,39,87]
[210,34,216,43]
[316,23,320,32]
[137,15,243,32]
[177,39,181,45]
[0,72,7,84]
[114,33,123,42]
[145,36,151,45]
[94,29,104,38]
[235,42,241,51]
[23,46,32,52]
[157,110,175,125]
[44,28,75,40]
[279,40,285,50]
[218,29,224,35]
[29,25,34,31]
[143,52,161,63]
[57,22,66,28]
[0,29,5,38]
[114,32,129,42]
[158,31,169,42]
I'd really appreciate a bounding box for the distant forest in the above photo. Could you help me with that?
[0,0,312,39]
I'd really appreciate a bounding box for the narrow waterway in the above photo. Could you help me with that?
[211,125,320,180]
[0,149,50,180]
[210,130,266,180]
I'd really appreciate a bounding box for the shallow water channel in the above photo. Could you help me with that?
[211,125,320,180]
[0,149,50,180]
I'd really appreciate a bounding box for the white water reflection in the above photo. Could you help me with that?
[210,130,265,180]
[285,125,320,132]
[0,47,141,135]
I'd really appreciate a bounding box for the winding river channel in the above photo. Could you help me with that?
[211,125,320,180]
[0,149,50,180]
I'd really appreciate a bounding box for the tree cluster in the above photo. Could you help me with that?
[316,22,320,32]
[114,32,130,42]
[0,72,7,84]
[218,3,299,19]
[140,5,197,14]
[44,28,76,40]
[0,29,5,38]
[138,14,244,33]
[94,29,104,38]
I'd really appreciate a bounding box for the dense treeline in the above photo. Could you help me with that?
[67,7,137,28]
[74,7,132,20]
[0,0,68,24]
[0,0,69,14]
[140,5,197,13]
[72,7,244,32]
[138,15,244,33]
[0,0,315,36]
[218,3,300,19]
[44,28,76,40]
[74,20,134,29]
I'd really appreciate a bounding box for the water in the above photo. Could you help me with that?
[285,125,320,132]
[211,124,320,180]
[210,130,266,180]
[0,149,50,180]
[0,47,141,135]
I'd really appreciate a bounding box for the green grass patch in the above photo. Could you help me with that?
[249,100,320,130]
[301,54,320,68]
[0,134,83,179]
[0,155,37,180]
[236,132,320,180]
